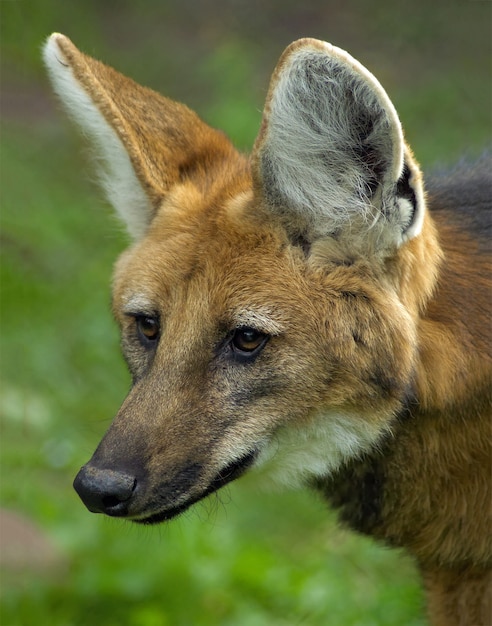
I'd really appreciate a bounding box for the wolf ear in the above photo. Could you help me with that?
[252,39,425,251]
[43,33,235,240]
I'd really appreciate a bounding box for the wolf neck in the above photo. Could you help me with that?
[254,409,393,490]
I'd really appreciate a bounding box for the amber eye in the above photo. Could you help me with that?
[136,315,160,343]
[231,327,268,355]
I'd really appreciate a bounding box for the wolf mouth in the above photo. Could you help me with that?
[135,449,258,525]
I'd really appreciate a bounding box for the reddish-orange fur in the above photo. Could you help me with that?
[44,34,491,625]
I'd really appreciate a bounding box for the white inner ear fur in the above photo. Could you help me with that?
[43,34,153,240]
[258,41,424,248]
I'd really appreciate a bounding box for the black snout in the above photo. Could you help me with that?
[73,465,137,516]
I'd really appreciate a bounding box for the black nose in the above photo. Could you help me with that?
[73,465,137,516]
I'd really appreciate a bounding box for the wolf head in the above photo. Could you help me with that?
[44,35,439,523]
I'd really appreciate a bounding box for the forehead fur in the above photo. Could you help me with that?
[112,180,398,328]
[113,187,297,301]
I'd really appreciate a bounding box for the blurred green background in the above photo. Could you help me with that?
[1,1,490,625]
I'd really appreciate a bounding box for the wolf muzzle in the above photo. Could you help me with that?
[73,449,258,523]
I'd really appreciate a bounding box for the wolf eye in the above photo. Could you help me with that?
[135,315,160,343]
[231,327,268,355]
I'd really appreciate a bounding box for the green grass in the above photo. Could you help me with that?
[1,1,490,624]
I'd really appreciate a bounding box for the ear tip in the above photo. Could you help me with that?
[43,33,74,67]
[281,38,359,65]
[279,38,332,64]
[44,32,70,50]
[47,32,67,41]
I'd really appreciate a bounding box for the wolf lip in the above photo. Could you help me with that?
[135,450,258,525]
[208,449,258,491]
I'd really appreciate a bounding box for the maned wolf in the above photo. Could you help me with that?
[44,34,491,625]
